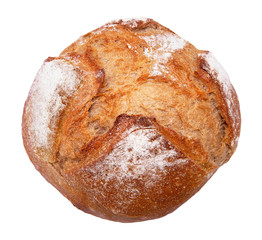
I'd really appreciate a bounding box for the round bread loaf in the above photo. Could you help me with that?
[22,18,241,222]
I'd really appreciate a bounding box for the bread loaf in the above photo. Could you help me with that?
[22,18,241,222]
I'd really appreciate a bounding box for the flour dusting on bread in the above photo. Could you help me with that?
[199,52,240,147]
[28,59,81,148]
[93,126,187,183]
[141,33,187,75]
[200,52,231,95]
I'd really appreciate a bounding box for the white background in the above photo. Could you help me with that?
[1,0,261,239]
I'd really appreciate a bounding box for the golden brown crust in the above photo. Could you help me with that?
[22,18,240,222]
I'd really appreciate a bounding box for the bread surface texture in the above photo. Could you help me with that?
[22,18,241,222]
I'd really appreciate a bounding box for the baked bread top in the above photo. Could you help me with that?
[22,18,241,222]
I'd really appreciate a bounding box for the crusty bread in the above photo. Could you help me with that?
[22,18,241,222]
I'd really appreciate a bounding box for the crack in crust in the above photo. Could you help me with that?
[57,19,238,166]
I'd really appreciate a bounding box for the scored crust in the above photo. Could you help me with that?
[22,18,241,222]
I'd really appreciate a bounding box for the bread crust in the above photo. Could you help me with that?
[22,18,241,222]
